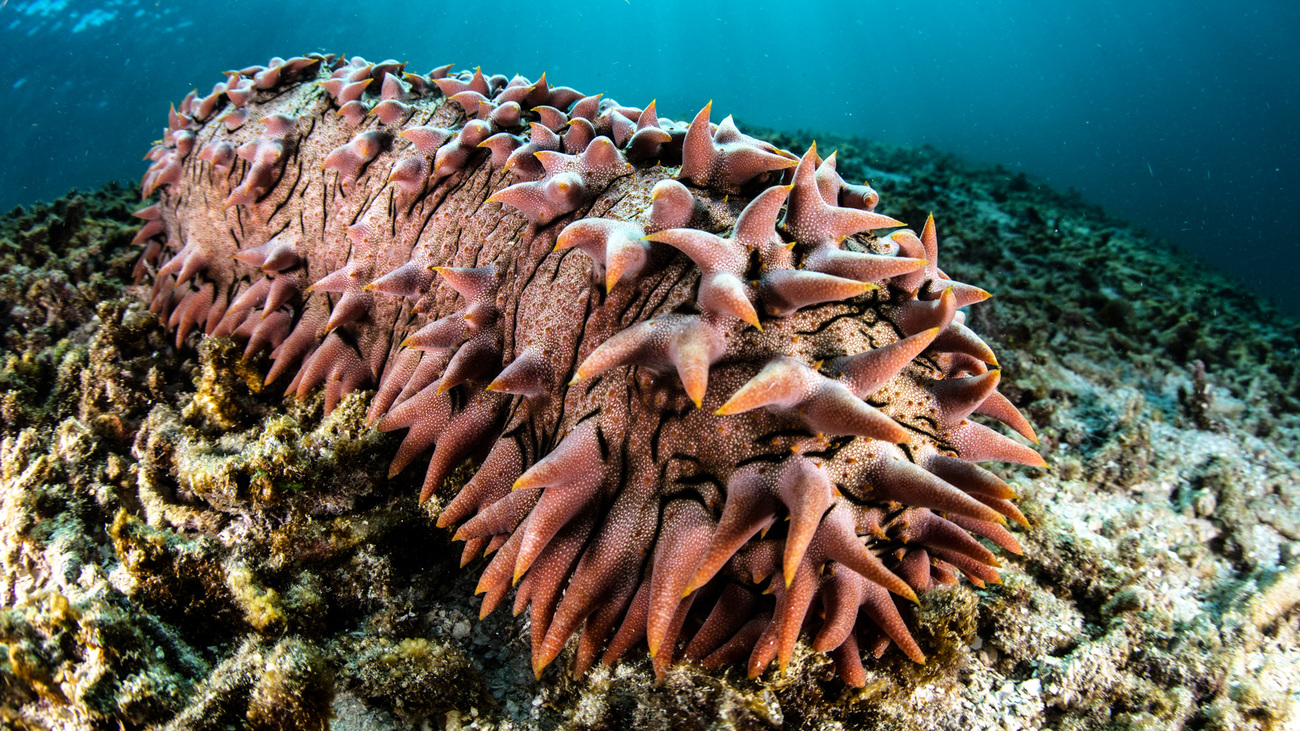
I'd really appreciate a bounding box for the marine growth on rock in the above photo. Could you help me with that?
[135,53,1045,685]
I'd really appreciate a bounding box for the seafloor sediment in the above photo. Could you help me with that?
[1,133,1297,731]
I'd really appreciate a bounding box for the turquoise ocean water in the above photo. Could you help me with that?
[1,0,1296,314]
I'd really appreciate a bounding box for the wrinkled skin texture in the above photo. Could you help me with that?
[138,53,1043,685]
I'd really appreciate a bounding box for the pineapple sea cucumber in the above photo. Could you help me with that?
[135,53,1045,684]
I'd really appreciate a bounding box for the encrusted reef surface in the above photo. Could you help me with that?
[2,132,1299,730]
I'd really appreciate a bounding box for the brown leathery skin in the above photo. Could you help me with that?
[137,53,1044,684]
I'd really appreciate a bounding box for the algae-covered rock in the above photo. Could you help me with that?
[0,185,139,355]
[335,636,477,722]
[3,132,1300,730]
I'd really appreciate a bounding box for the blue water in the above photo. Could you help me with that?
[2,0,1296,315]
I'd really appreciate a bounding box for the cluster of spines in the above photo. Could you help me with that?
[135,54,1043,687]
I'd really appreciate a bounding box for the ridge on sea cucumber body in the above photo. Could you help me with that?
[136,53,1044,685]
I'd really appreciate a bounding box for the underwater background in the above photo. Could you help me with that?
[1,0,1297,314]
[4,1,1300,728]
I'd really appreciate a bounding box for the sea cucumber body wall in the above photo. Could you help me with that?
[137,54,1043,683]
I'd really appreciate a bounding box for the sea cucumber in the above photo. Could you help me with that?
[135,53,1045,684]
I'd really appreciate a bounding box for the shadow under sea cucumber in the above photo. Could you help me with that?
[134,53,1045,685]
